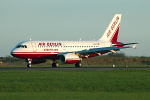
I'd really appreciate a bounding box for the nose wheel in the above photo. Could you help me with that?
[27,64,31,68]
[26,59,32,68]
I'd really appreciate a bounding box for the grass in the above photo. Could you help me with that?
[0,69,150,100]
[0,92,150,100]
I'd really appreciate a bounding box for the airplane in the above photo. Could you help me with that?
[11,14,137,68]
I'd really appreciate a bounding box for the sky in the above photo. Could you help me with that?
[0,0,150,57]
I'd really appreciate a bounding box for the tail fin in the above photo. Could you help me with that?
[99,14,122,42]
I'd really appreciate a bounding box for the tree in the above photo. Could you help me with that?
[107,52,126,57]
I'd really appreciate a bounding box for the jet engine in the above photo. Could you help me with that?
[60,54,81,64]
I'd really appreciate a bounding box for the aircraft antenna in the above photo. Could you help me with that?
[80,38,81,41]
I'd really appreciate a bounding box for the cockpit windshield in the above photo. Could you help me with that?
[16,45,27,48]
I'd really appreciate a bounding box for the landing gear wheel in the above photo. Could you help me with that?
[27,64,31,68]
[75,62,82,67]
[55,63,59,67]
[52,62,59,67]
[26,59,32,68]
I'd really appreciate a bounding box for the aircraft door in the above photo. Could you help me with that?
[101,42,105,47]
[31,42,37,52]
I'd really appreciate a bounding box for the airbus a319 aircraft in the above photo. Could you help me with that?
[11,14,137,67]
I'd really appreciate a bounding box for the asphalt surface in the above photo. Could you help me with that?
[0,67,149,70]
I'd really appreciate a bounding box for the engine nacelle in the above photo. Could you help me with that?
[60,54,81,64]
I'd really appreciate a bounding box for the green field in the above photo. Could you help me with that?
[0,69,150,100]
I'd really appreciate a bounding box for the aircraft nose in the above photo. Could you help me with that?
[10,48,19,57]
[11,48,15,57]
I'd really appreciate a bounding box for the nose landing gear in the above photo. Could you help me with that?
[26,59,32,68]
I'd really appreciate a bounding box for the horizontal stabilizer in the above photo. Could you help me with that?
[112,43,138,46]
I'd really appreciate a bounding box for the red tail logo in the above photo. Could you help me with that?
[107,16,119,38]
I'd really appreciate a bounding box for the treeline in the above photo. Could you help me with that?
[83,53,150,66]
[0,53,150,66]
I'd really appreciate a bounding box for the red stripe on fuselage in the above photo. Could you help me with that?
[11,52,59,59]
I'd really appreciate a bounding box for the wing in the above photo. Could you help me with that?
[58,43,138,57]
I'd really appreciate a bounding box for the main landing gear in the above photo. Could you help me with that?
[52,60,59,67]
[75,62,82,67]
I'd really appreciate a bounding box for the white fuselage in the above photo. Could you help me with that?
[11,40,112,59]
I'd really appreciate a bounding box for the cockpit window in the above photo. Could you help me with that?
[16,45,27,48]
[24,45,27,48]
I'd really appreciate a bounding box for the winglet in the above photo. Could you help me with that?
[133,44,137,49]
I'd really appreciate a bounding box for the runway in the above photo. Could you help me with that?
[0,67,149,70]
